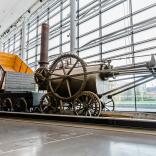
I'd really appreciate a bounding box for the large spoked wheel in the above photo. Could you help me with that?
[48,54,87,101]
[40,94,59,113]
[73,91,101,117]
[101,96,115,111]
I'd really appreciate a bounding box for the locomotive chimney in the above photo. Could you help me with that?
[39,23,49,67]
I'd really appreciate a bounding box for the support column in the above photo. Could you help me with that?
[70,0,77,54]
[129,0,137,111]
[21,18,26,60]
[99,0,102,62]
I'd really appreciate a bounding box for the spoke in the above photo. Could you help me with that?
[88,99,93,105]
[76,108,84,115]
[88,110,92,116]
[75,101,80,109]
[90,109,95,114]
[67,60,79,75]
[66,79,72,97]
[40,68,44,73]
[75,111,79,115]
[43,106,48,112]
[85,110,88,116]
[77,108,84,112]
[61,58,67,75]
[105,107,111,111]
[105,101,112,104]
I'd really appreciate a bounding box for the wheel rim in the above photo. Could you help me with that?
[48,54,87,101]
[102,97,115,111]
[74,91,101,116]
[40,94,59,113]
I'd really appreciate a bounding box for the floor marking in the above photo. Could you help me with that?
[0,133,58,145]
[0,133,93,155]
[0,118,156,136]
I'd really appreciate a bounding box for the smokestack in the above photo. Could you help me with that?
[39,23,49,67]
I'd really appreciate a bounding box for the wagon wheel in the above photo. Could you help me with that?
[3,98,13,111]
[16,98,28,112]
[40,94,59,113]
[34,67,49,84]
[101,96,115,111]
[48,54,87,101]
[73,91,101,116]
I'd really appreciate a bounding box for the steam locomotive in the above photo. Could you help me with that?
[0,23,156,117]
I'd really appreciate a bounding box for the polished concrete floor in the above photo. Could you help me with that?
[0,118,156,156]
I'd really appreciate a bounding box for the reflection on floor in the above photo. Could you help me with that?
[0,118,156,156]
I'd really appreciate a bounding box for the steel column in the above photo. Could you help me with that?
[60,1,63,54]
[99,0,102,61]
[129,0,137,110]
[70,0,77,54]
[21,18,26,60]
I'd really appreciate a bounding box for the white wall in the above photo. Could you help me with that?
[0,0,38,35]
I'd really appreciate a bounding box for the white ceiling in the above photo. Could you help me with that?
[0,0,38,35]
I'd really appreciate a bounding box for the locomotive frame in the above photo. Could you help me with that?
[35,53,156,116]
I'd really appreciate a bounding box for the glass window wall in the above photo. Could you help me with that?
[1,0,156,112]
